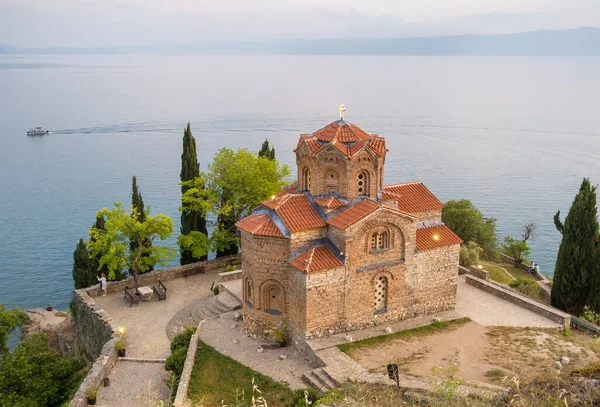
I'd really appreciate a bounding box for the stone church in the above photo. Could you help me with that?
[236,111,462,343]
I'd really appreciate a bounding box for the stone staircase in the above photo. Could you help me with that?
[302,367,340,393]
[166,292,241,339]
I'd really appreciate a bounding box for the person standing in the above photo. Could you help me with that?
[97,273,107,296]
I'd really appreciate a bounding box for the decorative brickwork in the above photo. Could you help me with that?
[238,118,461,343]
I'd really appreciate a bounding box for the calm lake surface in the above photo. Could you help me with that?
[1,55,599,311]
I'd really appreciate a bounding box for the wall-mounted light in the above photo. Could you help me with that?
[477,265,483,270]
[118,326,125,335]
[432,234,439,241]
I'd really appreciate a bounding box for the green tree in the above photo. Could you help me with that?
[87,203,176,290]
[0,305,28,355]
[459,241,483,268]
[442,199,498,257]
[130,176,153,274]
[180,148,290,257]
[180,123,208,265]
[0,332,85,407]
[500,236,531,266]
[72,239,97,289]
[551,178,599,315]
[258,139,275,160]
[89,215,125,282]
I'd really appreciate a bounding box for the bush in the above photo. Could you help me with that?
[165,347,188,376]
[170,326,196,353]
[501,235,531,265]
[292,388,320,407]
[510,279,545,300]
[581,306,600,325]
[213,285,220,295]
[459,241,483,267]
[222,265,237,273]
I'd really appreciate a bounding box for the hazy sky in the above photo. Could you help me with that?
[1,0,600,47]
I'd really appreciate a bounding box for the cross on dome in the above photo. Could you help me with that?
[338,104,346,120]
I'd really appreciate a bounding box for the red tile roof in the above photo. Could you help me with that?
[294,120,386,159]
[276,182,298,197]
[262,194,326,233]
[290,246,344,272]
[383,182,444,214]
[416,224,463,251]
[327,199,379,229]
[236,214,284,238]
[314,196,347,209]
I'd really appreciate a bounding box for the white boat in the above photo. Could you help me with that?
[27,127,49,136]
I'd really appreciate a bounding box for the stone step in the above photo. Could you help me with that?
[312,367,337,390]
[320,367,342,388]
[216,291,242,311]
[302,370,329,393]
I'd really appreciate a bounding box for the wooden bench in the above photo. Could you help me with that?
[124,288,140,307]
[153,280,167,301]
[183,265,205,278]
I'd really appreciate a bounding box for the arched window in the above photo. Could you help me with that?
[370,231,389,251]
[374,276,388,314]
[244,278,253,308]
[302,168,311,191]
[357,171,370,196]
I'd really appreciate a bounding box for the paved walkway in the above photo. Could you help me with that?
[92,271,220,406]
[455,275,561,328]
[199,311,313,389]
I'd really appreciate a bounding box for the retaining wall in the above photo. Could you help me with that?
[218,269,242,282]
[465,275,571,327]
[85,254,241,297]
[69,289,120,407]
[173,320,203,407]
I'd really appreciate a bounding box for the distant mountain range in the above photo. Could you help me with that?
[2,27,600,56]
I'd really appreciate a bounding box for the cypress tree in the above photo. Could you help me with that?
[180,123,208,264]
[258,139,275,160]
[551,178,599,315]
[130,176,153,274]
[72,239,97,289]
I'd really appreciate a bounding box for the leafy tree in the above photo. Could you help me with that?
[130,176,153,274]
[0,332,85,407]
[0,305,28,355]
[442,199,498,257]
[180,123,208,265]
[551,178,599,315]
[500,236,531,266]
[258,139,275,160]
[72,239,97,289]
[180,148,290,257]
[87,203,176,290]
[459,241,483,268]
[89,215,125,282]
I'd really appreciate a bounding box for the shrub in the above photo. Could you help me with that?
[581,306,600,325]
[292,388,320,407]
[213,285,220,295]
[222,265,237,272]
[170,326,196,353]
[459,241,483,267]
[165,347,188,376]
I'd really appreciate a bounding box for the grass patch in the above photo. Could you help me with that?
[484,369,505,380]
[509,279,548,303]
[482,263,514,285]
[188,341,297,407]
[338,318,471,355]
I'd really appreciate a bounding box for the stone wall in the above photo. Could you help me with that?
[85,254,241,297]
[172,321,203,407]
[69,289,120,407]
[72,289,120,359]
[465,275,571,327]
[241,232,290,338]
[469,265,489,281]
[219,269,242,282]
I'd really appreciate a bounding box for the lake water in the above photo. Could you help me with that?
[1,55,599,311]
